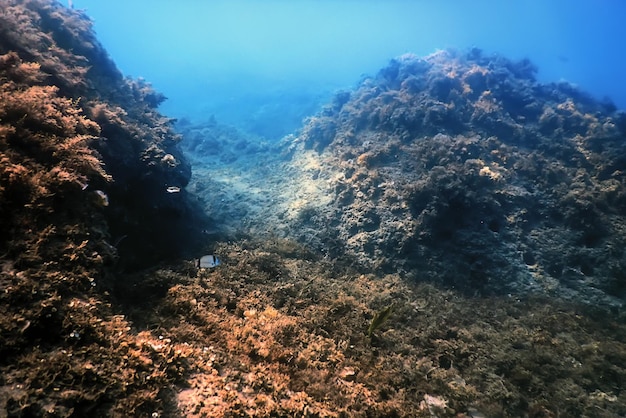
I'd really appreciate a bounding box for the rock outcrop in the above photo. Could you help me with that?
[291,50,626,306]
[0,0,208,274]
[0,1,206,415]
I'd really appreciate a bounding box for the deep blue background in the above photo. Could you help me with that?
[74,0,626,135]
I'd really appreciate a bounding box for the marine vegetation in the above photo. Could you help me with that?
[291,49,626,307]
[0,0,206,416]
[1,0,626,417]
[172,50,626,416]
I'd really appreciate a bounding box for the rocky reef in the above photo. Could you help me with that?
[172,50,626,416]
[0,0,206,415]
[292,49,626,306]
[0,0,207,274]
[2,0,626,416]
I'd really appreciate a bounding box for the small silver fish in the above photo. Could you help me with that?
[94,190,109,206]
[197,254,220,268]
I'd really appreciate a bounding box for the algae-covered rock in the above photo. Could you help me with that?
[0,1,207,415]
[3,2,625,415]
[292,49,626,306]
[0,0,208,273]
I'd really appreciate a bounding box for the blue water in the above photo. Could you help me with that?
[75,0,626,136]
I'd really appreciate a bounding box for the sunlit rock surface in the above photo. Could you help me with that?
[268,50,626,306]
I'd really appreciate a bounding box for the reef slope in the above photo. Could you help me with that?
[183,50,626,307]
[283,50,626,306]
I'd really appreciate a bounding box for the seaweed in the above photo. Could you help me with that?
[0,0,205,415]
[2,0,626,415]
[291,49,626,305]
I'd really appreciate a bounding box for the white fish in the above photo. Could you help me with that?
[198,254,220,268]
[166,186,181,193]
[94,190,109,206]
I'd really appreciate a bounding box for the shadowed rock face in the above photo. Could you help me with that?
[0,1,210,415]
[294,50,626,305]
[0,0,208,275]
